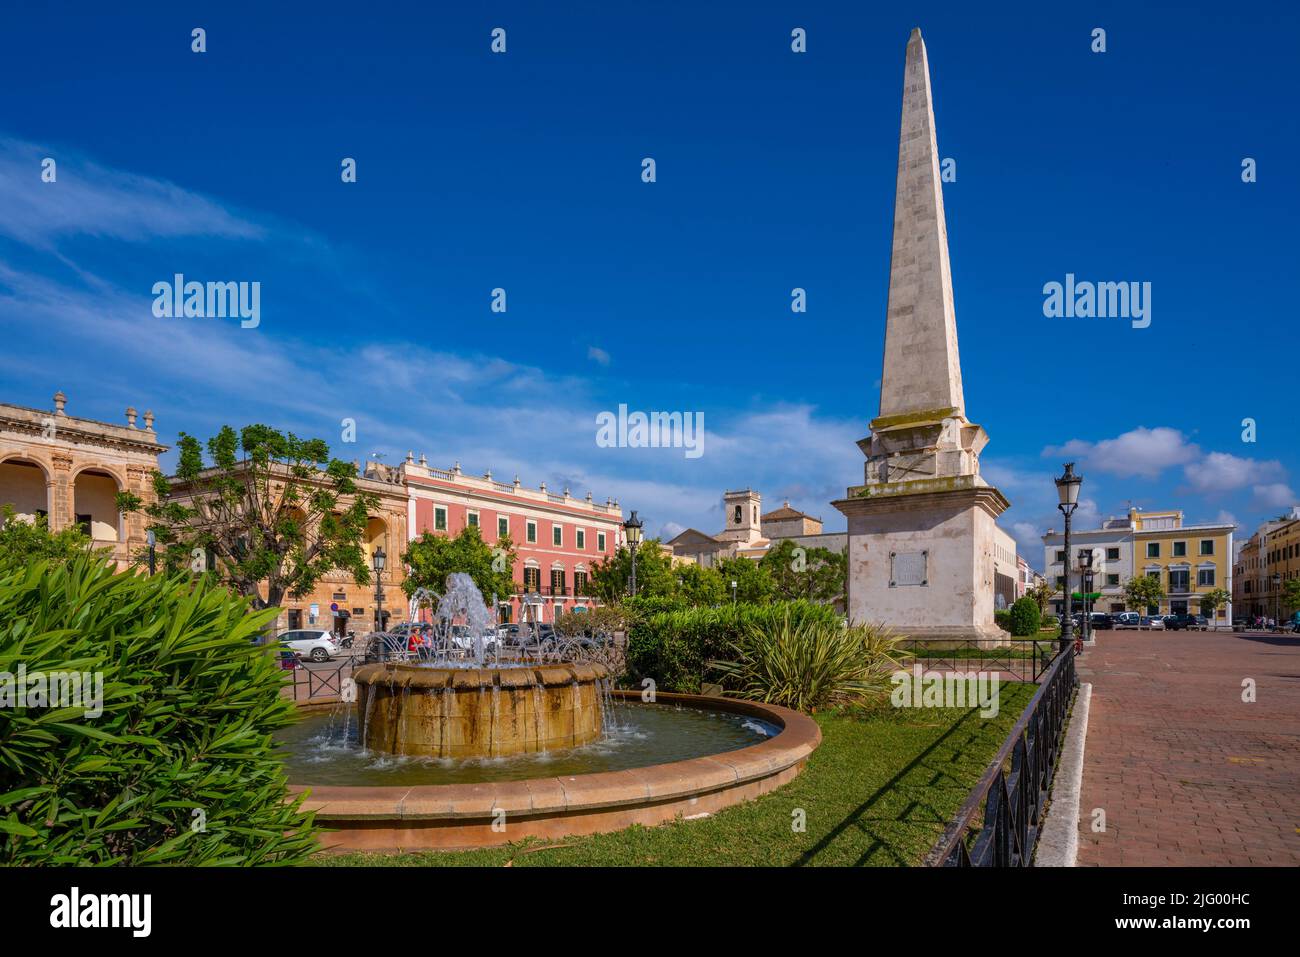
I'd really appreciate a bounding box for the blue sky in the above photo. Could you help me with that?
[1,1,1296,568]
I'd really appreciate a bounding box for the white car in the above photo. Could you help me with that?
[278,629,340,662]
[1139,616,1164,631]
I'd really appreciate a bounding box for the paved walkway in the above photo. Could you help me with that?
[1076,630,1300,866]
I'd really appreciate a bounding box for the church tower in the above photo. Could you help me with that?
[717,488,763,543]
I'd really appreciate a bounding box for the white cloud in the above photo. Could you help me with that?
[1184,451,1285,494]
[1043,427,1199,479]
[0,136,265,248]
[586,346,611,366]
[1251,483,1297,510]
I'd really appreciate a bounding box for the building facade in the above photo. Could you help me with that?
[667,490,848,568]
[1233,506,1300,621]
[1044,508,1235,624]
[402,457,624,624]
[0,392,166,569]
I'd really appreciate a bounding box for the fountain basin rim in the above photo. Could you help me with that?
[290,691,820,824]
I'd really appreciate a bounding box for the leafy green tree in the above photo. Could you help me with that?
[402,525,516,604]
[1199,587,1230,623]
[588,538,677,601]
[117,424,378,612]
[1027,578,1055,615]
[0,506,102,567]
[674,562,727,606]
[1282,579,1300,619]
[1122,573,1165,612]
[759,539,847,604]
[717,555,775,604]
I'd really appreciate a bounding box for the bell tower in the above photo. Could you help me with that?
[718,488,763,543]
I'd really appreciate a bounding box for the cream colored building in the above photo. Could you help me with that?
[0,391,166,568]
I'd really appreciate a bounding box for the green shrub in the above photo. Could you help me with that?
[994,609,1013,633]
[1009,596,1041,636]
[623,600,839,693]
[0,555,317,865]
[710,611,900,713]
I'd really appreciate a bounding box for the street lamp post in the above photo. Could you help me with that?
[1272,572,1282,631]
[623,511,643,598]
[1055,463,1083,655]
[730,580,738,605]
[372,546,387,635]
[1080,548,1095,645]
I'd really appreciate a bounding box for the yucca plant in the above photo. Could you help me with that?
[710,611,902,713]
[0,554,317,865]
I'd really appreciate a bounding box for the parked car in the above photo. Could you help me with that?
[277,628,340,662]
[1193,615,1210,630]
[1088,612,1115,631]
[1113,612,1141,629]
[1163,613,1205,631]
[1139,616,1164,630]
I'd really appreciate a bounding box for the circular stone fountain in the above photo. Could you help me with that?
[354,660,612,758]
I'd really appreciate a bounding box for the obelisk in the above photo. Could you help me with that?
[832,28,1010,643]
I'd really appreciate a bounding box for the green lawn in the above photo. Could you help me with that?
[322,682,1035,867]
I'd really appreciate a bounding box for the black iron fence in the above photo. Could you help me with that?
[895,637,1059,682]
[924,644,1078,866]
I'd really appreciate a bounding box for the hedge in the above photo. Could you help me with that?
[623,600,841,694]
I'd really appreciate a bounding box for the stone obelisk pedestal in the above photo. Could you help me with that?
[833,28,1009,645]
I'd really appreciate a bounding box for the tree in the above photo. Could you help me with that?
[1008,596,1041,636]
[675,562,727,606]
[717,555,775,604]
[759,539,846,604]
[1122,573,1165,612]
[588,538,677,602]
[402,525,516,606]
[1283,579,1300,619]
[1199,587,1230,623]
[0,506,102,568]
[118,424,378,612]
[1027,578,1054,615]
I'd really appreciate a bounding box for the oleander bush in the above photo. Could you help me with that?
[710,611,901,713]
[1008,596,1042,637]
[623,600,840,694]
[0,554,317,865]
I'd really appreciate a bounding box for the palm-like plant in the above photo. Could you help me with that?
[710,611,902,713]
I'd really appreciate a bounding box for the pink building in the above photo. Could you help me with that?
[401,458,624,623]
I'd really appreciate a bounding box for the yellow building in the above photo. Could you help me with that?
[1233,507,1300,621]
[1131,508,1234,623]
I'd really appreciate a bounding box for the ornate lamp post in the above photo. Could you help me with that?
[1055,463,1083,655]
[372,546,387,635]
[730,579,738,605]
[1079,547,1095,644]
[623,511,643,597]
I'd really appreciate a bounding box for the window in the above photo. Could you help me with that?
[467,511,479,528]
[526,520,537,544]
[1055,576,1065,589]
[523,566,540,591]
[498,516,509,539]
[1197,568,1216,587]
[552,525,562,547]
[576,529,585,550]
[1173,541,1187,557]
[1200,540,1214,556]
[434,506,447,532]
[1146,542,1160,558]
[1146,570,1160,581]
[574,570,588,594]
[1055,550,1066,563]
[1106,548,1120,561]
[1147,604,1159,616]
[597,532,606,552]
[551,568,566,594]
[1106,574,1119,587]
[1169,569,1189,592]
